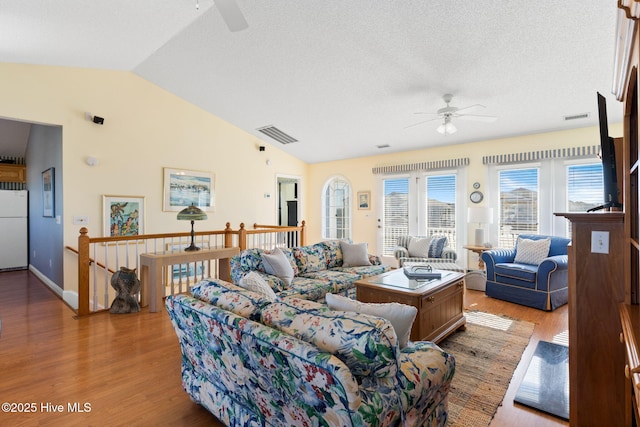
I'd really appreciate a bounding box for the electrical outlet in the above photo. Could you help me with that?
[591,231,609,254]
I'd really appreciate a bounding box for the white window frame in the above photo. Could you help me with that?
[377,168,467,257]
[321,175,352,240]
[487,157,603,246]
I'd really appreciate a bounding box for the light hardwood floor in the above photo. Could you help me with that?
[0,270,568,427]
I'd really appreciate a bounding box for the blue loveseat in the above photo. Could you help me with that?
[481,234,571,311]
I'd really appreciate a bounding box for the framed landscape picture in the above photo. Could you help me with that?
[103,195,145,237]
[163,167,214,212]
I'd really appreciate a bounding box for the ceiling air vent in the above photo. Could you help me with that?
[256,125,298,144]
[563,113,590,121]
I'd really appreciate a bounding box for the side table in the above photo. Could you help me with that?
[140,247,239,312]
[463,244,489,270]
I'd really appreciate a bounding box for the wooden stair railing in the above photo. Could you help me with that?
[70,221,306,316]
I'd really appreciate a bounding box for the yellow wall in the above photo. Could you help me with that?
[0,62,624,294]
[0,63,307,295]
[306,124,623,253]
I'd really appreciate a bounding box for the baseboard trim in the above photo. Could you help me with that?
[28,265,79,310]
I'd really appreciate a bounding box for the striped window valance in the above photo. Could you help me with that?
[482,145,600,165]
[372,157,469,175]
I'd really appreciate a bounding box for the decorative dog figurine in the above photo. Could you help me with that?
[110,266,141,314]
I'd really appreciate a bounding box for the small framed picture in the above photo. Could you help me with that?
[163,167,214,212]
[103,195,145,237]
[357,191,371,210]
[42,167,55,217]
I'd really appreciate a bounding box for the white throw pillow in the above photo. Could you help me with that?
[408,237,430,258]
[340,242,372,267]
[239,271,277,302]
[261,248,294,286]
[325,293,417,349]
[514,237,551,265]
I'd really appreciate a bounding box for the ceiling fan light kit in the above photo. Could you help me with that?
[408,93,497,135]
[437,117,457,135]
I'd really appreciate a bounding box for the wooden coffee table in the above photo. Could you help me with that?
[355,268,466,344]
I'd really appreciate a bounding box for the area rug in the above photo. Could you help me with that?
[513,340,569,420]
[438,311,535,427]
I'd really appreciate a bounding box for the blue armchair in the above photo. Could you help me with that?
[481,234,571,311]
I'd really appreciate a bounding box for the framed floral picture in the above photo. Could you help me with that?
[163,167,214,212]
[357,191,371,210]
[42,167,55,217]
[103,195,145,237]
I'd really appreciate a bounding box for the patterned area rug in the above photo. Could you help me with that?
[438,311,535,427]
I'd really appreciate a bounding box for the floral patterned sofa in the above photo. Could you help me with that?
[229,239,390,302]
[166,279,456,426]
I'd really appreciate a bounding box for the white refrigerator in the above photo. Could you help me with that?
[0,190,28,270]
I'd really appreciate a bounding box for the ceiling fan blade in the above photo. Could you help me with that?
[457,114,498,122]
[455,103,485,113]
[413,112,440,116]
[213,0,249,32]
[404,117,441,129]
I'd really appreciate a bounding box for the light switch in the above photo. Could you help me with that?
[591,231,609,254]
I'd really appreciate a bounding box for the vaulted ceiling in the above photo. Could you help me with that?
[0,1,623,163]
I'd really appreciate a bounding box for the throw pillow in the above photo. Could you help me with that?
[407,237,430,258]
[239,271,277,302]
[428,236,448,258]
[340,242,371,267]
[514,237,551,265]
[325,293,417,349]
[292,243,327,273]
[261,248,294,287]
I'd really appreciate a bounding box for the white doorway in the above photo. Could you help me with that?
[276,175,301,227]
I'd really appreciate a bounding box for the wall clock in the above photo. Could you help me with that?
[470,191,484,203]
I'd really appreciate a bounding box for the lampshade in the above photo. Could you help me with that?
[437,117,457,135]
[177,204,207,251]
[177,204,208,221]
[468,206,493,246]
[467,207,493,224]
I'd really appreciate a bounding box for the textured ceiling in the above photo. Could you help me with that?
[0,1,624,163]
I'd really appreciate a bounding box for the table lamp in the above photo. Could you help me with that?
[468,207,493,246]
[177,204,208,251]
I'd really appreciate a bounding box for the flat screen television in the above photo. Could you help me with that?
[587,92,622,212]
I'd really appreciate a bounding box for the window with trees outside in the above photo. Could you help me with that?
[322,176,351,239]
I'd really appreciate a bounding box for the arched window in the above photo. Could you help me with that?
[322,176,351,239]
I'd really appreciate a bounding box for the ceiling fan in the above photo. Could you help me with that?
[197,0,248,32]
[406,94,497,135]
